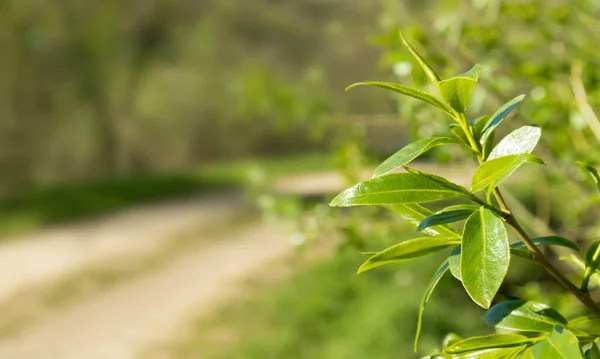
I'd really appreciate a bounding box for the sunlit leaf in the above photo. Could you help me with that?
[444,333,530,354]
[482,300,567,333]
[330,173,472,207]
[392,204,461,239]
[449,245,462,281]
[450,124,471,147]
[403,166,473,197]
[346,82,454,117]
[438,64,481,114]
[415,260,449,351]
[471,153,545,193]
[529,326,584,359]
[488,125,542,160]
[443,333,464,349]
[461,207,510,308]
[399,30,441,85]
[357,237,458,273]
[480,95,526,147]
[374,137,461,177]
[418,204,479,232]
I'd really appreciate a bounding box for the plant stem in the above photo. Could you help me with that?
[582,244,600,292]
[506,215,600,318]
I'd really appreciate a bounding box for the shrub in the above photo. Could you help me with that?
[330,32,600,358]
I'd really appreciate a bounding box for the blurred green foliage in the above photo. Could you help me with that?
[0,0,388,192]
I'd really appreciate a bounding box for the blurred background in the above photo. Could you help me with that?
[0,0,600,358]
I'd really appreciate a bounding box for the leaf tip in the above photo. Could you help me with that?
[345,83,361,92]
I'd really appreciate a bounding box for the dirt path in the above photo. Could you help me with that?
[0,222,291,359]
[0,191,243,303]
[0,165,475,359]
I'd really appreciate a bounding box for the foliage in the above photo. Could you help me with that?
[330,32,600,358]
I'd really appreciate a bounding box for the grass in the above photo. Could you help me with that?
[147,234,490,359]
[0,152,333,237]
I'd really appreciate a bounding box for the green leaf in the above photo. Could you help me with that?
[392,204,461,239]
[480,95,526,147]
[346,82,454,117]
[403,166,473,197]
[585,241,600,273]
[470,115,491,141]
[449,245,462,281]
[444,333,530,354]
[578,162,600,192]
[438,64,481,114]
[357,237,458,274]
[461,207,510,308]
[471,153,545,194]
[443,333,464,349]
[330,173,471,207]
[450,124,471,147]
[488,125,542,160]
[415,260,449,351]
[585,340,600,359]
[398,30,441,85]
[529,326,584,359]
[374,137,461,177]
[482,300,567,333]
[437,346,527,358]
[418,205,479,232]
[510,236,581,255]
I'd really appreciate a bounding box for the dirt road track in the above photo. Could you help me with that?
[0,222,290,359]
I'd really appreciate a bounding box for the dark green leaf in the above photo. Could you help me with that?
[357,237,458,273]
[461,207,510,308]
[330,173,471,207]
[510,236,581,255]
[398,30,441,85]
[585,340,600,359]
[470,115,490,141]
[374,137,461,177]
[529,326,584,359]
[578,162,600,192]
[480,95,526,147]
[471,153,545,194]
[449,245,462,281]
[346,82,454,117]
[392,204,461,239]
[488,125,542,160]
[415,260,450,351]
[438,64,481,114]
[418,205,479,232]
[483,129,496,160]
[482,300,567,333]
[586,241,600,273]
[444,333,530,354]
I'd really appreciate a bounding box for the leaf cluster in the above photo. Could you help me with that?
[330,31,600,358]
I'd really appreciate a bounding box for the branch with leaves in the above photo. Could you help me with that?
[329,31,600,358]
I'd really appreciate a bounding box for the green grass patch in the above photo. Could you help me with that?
[0,153,334,237]
[150,241,489,359]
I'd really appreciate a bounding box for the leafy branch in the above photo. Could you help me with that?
[329,31,600,358]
